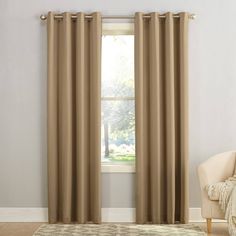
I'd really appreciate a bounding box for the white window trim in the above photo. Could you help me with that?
[102,23,134,35]
[101,23,135,173]
[102,164,135,173]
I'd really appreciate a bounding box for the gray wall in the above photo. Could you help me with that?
[1,0,236,208]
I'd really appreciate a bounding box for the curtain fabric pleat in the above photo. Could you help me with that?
[135,12,189,224]
[47,12,101,224]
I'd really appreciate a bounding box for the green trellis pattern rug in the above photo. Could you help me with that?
[33,224,206,236]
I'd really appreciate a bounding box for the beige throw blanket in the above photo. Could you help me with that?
[206,175,236,236]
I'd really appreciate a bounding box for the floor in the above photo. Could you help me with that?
[0,222,229,236]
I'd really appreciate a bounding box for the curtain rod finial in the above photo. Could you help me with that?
[40,14,47,20]
[189,14,196,20]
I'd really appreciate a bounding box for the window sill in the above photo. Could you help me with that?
[101,164,135,173]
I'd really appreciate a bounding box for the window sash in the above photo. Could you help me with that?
[101,97,134,101]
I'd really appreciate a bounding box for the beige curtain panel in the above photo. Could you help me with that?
[135,12,189,224]
[47,12,101,224]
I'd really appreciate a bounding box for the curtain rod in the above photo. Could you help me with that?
[40,13,196,21]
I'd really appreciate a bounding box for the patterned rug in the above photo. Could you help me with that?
[33,224,206,235]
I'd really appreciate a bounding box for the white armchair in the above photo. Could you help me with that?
[198,151,236,233]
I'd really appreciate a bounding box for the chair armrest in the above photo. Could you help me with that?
[198,151,236,189]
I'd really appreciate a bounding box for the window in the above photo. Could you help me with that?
[101,24,135,172]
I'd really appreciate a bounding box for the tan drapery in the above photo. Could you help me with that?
[135,12,189,224]
[47,12,101,224]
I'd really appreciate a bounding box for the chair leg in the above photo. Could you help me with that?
[206,218,212,233]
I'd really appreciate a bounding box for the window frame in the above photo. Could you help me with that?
[101,23,135,173]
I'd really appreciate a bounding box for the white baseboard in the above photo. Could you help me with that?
[189,208,204,222]
[0,207,226,223]
[0,208,48,222]
[102,208,135,222]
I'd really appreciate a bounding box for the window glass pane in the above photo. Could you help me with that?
[102,35,134,97]
[101,100,135,164]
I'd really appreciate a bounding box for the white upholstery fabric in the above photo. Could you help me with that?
[198,151,236,219]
